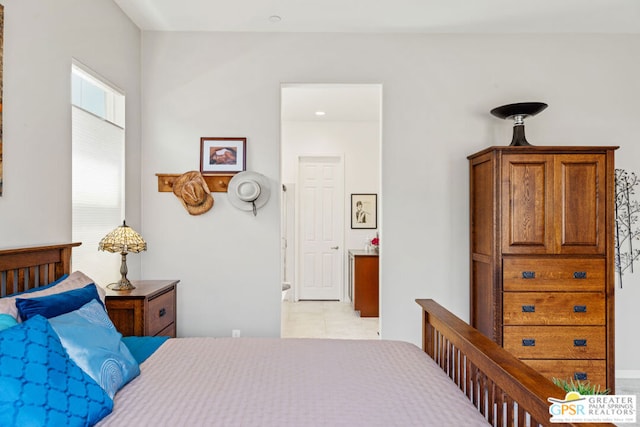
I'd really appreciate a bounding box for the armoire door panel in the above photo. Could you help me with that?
[471,156,495,257]
[501,155,553,254]
[555,155,606,254]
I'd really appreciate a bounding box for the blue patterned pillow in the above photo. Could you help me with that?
[15,283,104,321]
[0,315,113,426]
[49,300,140,398]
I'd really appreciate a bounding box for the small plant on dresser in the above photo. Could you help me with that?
[553,377,610,396]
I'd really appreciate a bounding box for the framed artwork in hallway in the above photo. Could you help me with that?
[351,193,377,229]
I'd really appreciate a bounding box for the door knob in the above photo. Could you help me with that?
[331,246,339,250]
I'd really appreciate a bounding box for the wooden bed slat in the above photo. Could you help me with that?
[495,389,505,427]
[466,359,474,401]
[506,395,514,427]
[453,345,460,387]
[417,299,614,427]
[488,378,496,423]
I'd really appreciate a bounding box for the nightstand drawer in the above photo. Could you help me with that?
[503,326,605,359]
[147,288,175,336]
[503,258,604,292]
[503,292,605,325]
[156,323,176,338]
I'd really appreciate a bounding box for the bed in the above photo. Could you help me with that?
[0,243,612,427]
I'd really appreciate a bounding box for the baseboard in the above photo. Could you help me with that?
[616,370,640,379]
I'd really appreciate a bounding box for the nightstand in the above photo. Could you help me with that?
[104,280,179,338]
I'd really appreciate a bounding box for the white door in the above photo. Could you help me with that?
[297,156,344,300]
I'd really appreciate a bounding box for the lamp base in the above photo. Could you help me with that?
[106,279,136,291]
[107,252,135,291]
[509,124,532,146]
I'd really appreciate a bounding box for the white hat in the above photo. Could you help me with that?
[228,171,271,215]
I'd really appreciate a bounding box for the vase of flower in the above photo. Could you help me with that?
[371,235,379,253]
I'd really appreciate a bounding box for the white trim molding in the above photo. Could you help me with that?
[616,370,640,379]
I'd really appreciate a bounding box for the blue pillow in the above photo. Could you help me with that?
[0,315,113,426]
[5,274,69,297]
[49,300,140,398]
[0,314,18,331]
[15,283,103,321]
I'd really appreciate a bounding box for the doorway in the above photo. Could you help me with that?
[280,83,382,336]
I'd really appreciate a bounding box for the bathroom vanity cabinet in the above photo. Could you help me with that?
[348,250,379,317]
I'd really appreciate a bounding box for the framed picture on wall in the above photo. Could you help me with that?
[351,193,377,229]
[200,137,246,174]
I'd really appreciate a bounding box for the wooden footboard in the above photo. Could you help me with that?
[416,299,614,427]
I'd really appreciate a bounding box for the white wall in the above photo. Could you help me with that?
[0,0,142,280]
[613,166,640,375]
[140,29,640,372]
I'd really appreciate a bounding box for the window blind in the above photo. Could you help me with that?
[71,71,125,286]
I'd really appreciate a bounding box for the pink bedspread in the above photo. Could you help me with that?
[98,337,489,426]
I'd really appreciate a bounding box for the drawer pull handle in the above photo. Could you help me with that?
[522,271,536,279]
[159,308,167,318]
[573,339,587,347]
[522,339,536,347]
[574,372,588,381]
[521,305,536,313]
[573,271,587,279]
[574,305,587,313]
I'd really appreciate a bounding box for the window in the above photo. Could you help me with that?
[71,62,125,285]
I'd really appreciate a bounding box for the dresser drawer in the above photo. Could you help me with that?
[503,326,605,359]
[503,292,605,326]
[523,359,607,389]
[503,258,605,291]
[147,288,176,336]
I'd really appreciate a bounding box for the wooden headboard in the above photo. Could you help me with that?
[0,243,81,297]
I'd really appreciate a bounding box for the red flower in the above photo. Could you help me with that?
[371,237,379,246]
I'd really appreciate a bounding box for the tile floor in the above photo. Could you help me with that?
[281,300,379,339]
[282,301,639,426]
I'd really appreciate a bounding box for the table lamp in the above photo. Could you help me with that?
[98,220,147,290]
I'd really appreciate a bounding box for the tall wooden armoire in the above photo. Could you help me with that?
[468,146,617,392]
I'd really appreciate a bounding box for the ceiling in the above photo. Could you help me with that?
[113,0,640,33]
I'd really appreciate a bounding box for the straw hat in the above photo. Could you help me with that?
[172,171,214,215]
[227,171,270,216]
